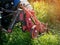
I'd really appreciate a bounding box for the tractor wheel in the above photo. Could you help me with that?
[30,29,39,38]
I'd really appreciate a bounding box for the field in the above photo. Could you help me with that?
[1,0,60,45]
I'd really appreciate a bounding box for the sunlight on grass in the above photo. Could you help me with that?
[32,1,59,24]
[31,32,59,45]
[33,1,48,22]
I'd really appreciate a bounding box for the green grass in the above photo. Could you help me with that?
[31,32,59,45]
[3,26,31,45]
[2,26,60,45]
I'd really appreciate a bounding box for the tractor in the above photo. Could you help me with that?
[0,1,48,38]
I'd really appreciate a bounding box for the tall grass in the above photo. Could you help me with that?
[3,26,60,45]
[31,33,59,45]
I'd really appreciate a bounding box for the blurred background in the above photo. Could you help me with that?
[29,0,60,23]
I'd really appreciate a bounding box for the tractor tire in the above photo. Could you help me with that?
[30,29,39,38]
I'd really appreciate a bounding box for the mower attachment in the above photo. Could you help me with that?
[1,7,48,38]
[19,7,48,38]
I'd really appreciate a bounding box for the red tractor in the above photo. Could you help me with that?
[19,7,48,38]
[0,6,48,38]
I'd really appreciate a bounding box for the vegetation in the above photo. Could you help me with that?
[1,0,60,45]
